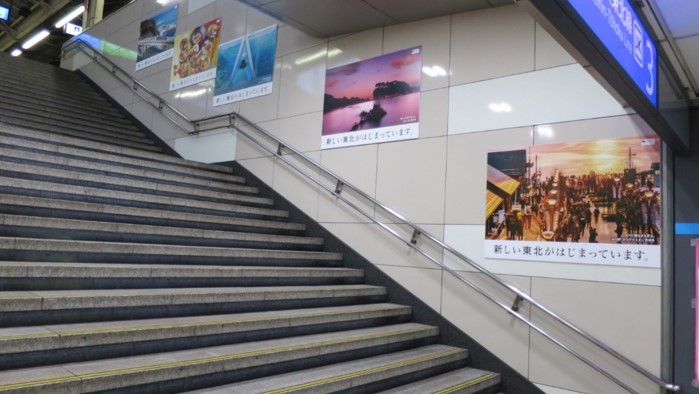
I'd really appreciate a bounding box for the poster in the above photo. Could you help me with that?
[136,4,179,71]
[213,25,277,106]
[169,18,222,91]
[484,136,661,267]
[321,47,422,149]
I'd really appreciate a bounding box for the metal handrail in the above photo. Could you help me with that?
[61,37,679,394]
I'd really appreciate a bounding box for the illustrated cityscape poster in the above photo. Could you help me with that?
[169,18,222,91]
[136,4,179,71]
[213,25,277,106]
[321,47,422,149]
[484,136,661,267]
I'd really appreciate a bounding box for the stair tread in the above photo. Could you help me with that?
[0,214,322,246]
[0,133,245,183]
[0,123,234,174]
[188,344,469,393]
[0,323,435,392]
[0,177,287,219]
[0,194,306,233]
[0,237,342,261]
[0,145,248,191]
[0,303,406,354]
[0,284,385,312]
[2,162,268,205]
[378,366,501,393]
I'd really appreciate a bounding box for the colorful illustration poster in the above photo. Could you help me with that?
[484,136,661,267]
[213,25,277,106]
[136,5,179,71]
[169,18,222,91]
[321,47,422,149]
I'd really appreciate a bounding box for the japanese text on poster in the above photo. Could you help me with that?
[321,47,422,149]
[485,136,661,267]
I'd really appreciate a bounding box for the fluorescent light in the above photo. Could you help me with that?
[21,30,50,50]
[157,0,171,4]
[55,5,85,28]
[11,49,22,57]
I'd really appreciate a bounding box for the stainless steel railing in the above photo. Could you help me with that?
[62,37,679,394]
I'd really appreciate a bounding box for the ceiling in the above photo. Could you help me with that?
[240,0,699,109]
[1,0,697,107]
[0,0,130,64]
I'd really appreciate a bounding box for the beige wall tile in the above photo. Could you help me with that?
[376,137,448,224]
[277,44,328,118]
[534,23,576,70]
[442,272,532,376]
[327,29,384,69]
[272,152,321,220]
[418,88,449,139]
[383,16,451,91]
[449,5,535,86]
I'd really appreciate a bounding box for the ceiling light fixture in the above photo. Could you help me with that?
[55,5,86,28]
[11,49,22,57]
[21,29,50,50]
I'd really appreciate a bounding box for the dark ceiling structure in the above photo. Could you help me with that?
[0,0,131,65]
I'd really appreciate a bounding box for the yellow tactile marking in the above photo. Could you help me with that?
[262,349,465,393]
[432,372,498,394]
[0,326,428,390]
[0,306,403,342]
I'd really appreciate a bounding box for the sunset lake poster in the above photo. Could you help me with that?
[321,47,422,149]
[484,136,661,267]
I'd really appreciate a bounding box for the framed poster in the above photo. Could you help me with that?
[213,25,277,106]
[485,136,661,267]
[321,47,422,149]
[136,4,179,71]
[169,18,222,91]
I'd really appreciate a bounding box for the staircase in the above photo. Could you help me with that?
[0,53,527,393]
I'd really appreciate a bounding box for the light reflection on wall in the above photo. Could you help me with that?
[78,34,137,62]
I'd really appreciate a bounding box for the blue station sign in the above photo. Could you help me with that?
[566,0,658,107]
[0,4,9,22]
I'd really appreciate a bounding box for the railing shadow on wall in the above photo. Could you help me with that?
[61,37,679,394]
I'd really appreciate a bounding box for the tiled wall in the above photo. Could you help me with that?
[64,1,663,392]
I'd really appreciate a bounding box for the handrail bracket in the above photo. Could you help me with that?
[335,180,344,195]
[410,229,421,245]
[511,295,524,312]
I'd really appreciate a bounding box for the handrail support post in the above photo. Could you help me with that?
[512,295,524,312]
[335,180,344,195]
[410,230,421,245]
[277,143,284,156]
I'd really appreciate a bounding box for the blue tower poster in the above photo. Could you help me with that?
[213,25,277,106]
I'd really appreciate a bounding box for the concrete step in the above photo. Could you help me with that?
[0,323,434,393]
[379,367,501,393]
[0,110,159,149]
[0,161,268,206]
[0,214,324,251]
[0,177,287,221]
[0,94,135,128]
[0,194,306,236]
[0,61,102,90]
[0,88,124,120]
[0,124,234,175]
[0,261,363,289]
[0,145,255,194]
[0,284,386,326]
[0,74,115,107]
[0,97,144,137]
[0,116,161,153]
[0,133,243,184]
[0,303,408,369]
[189,344,469,394]
[0,237,342,266]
